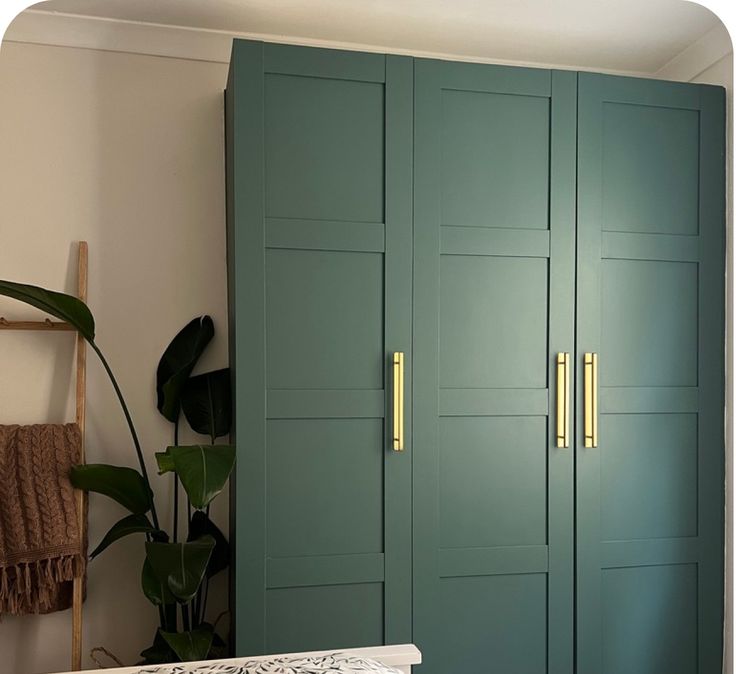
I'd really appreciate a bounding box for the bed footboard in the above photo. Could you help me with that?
[51,643,422,674]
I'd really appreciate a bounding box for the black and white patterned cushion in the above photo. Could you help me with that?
[137,654,403,674]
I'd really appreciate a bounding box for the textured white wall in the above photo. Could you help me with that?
[0,41,229,673]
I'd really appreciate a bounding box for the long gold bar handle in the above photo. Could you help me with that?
[584,353,598,448]
[392,352,404,451]
[556,353,570,448]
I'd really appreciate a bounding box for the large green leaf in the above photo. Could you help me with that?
[156,316,214,422]
[141,558,175,606]
[160,626,214,663]
[155,451,175,474]
[0,280,95,341]
[70,464,152,514]
[164,445,235,510]
[207,630,228,660]
[181,368,232,440]
[188,510,230,578]
[91,513,156,559]
[145,536,215,603]
[139,631,177,665]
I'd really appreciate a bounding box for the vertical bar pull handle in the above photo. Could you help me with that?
[584,353,598,448]
[392,351,404,451]
[556,353,570,448]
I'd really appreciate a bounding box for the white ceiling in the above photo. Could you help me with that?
[29,0,722,73]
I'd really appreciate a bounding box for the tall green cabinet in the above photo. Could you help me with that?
[227,40,725,674]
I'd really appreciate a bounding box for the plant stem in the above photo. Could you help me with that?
[200,576,210,625]
[181,603,190,631]
[89,340,160,530]
[173,421,179,542]
[165,603,177,633]
[193,588,201,628]
[173,478,179,542]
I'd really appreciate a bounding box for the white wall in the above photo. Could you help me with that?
[0,41,229,673]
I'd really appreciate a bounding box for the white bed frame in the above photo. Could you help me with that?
[52,643,422,674]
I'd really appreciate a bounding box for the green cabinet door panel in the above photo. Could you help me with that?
[576,73,725,674]
[226,41,413,655]
[440,88,550,229]
[413,61,577,674]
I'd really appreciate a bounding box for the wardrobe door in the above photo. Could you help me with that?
[413,62,576,674]
[576,74,725,674]
[226,41,413,656]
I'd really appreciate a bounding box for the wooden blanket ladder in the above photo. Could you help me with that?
[0,241,88,671]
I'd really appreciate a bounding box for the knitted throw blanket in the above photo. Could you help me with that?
[0,424,86,615]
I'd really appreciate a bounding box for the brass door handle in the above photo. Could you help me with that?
[556,353,570,448]
[584,353,598,447]
[392,351,404,451]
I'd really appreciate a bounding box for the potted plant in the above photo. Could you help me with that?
[0,281,234,664]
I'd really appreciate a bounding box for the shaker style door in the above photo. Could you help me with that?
[413,61,577,674]
[576,73,725,674]
[227,41,413,656]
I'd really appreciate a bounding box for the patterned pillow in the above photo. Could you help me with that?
[137,654,403,674]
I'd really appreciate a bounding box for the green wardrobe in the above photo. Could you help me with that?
[226,40,725,674]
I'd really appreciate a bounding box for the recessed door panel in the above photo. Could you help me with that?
[440,255,548,389]
[265,583,384,653]
[265,74,385,223]
[266,418,384,557]
[440,89,550,229]
[602,102,699,235]
[266,249,384,390]
[601,565,698,674]
[438,574,548,674]
[440,416,547,549]
[601,259,698,388]
[600,414,698,541]
[577,73,724,674]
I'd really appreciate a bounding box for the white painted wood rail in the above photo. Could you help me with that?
[51,643,422,674]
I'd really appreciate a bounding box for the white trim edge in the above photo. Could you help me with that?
[2,9,236,63]
[3,8,651,76]
[655,20,733,81]
[50,643,422,674]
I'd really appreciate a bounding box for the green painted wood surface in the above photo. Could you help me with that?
[228,42,725,673]
[576,72,725,674]
[413,61,576,674]
[227,41,413,655]
[226,38,267,654]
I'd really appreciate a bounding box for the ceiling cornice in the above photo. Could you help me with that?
[3,8,657,76]
[655,21,732,81]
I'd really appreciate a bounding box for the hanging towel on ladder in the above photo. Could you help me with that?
[0,424,86,615]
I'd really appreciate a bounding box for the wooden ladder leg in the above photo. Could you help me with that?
[71,241,88,671]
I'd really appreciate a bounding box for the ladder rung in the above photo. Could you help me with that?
[0,318,75,331]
